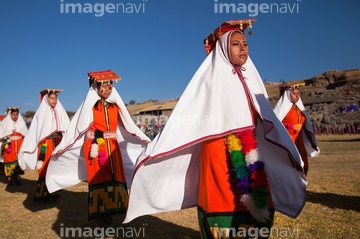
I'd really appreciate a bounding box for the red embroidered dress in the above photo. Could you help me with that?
[83,102,128,220]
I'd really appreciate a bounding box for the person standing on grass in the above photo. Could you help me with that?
[46,70,150,228]
[18,89,70,201]
[125,20,307,239]
[274,84,320,176]
[0,107,27,186]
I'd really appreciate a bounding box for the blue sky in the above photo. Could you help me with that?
[1,0,359,114]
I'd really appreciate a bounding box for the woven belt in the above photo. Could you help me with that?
[86,130,116,140]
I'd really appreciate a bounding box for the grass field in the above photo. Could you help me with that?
[0,134,359,239]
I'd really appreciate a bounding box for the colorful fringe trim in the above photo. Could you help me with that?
[90,138,110,175]
[38,141,47,161]
[226,129,270,223]
[4,136,12,153]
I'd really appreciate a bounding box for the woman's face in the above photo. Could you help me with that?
[289,88,301,103]
[229,32,248,66]
[97,83,113,99]
[11,111,19,122]
[47,93,58,108]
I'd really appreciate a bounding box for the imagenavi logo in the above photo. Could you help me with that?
[213,0,301,16]
[60,0,147,17]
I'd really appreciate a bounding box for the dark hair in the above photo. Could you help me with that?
[11,109,19,113]
[48,92,58,97]
[96,81,113,88]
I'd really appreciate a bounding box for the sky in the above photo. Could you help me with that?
[0,0,359,114]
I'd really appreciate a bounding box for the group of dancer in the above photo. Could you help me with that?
[0,19,320,238]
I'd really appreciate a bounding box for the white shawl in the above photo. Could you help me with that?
[124,31,307,223]
[0,111,28,139]
[18,94,70,170]
[45,86,150,193]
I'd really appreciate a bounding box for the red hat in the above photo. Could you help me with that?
[88,70,121,87]
[40,89,63,102]
[204,19,256,55]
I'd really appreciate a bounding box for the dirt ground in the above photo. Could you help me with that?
[0,134,359,239]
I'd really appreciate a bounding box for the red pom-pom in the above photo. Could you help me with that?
[236,130,256,155]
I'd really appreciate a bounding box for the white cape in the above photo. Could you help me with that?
[0,111,28,139]
[0,111,28,163]
[18,94,70,170]
[124,32,307,223]
[45,87,150,193]
[273,89,320,157]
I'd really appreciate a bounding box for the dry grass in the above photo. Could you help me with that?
[0,134,359,239]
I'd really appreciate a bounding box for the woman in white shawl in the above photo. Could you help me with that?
[0,107,28,185]
[45,70,150,227]
[273,85,320,176]
[124,20,307,239]
[18,89,70,201]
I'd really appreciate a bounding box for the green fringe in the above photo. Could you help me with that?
[230,150,245,167]
[233,165,250,179]
[40,144,47,154]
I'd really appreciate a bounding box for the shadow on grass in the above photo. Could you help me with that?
[3,176,201,239]
[306,190,360,212]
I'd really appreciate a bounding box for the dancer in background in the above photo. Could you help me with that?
[18,89,70,201]
[274,84,320,176]
[46,70,150,228]
[0,107,28,186]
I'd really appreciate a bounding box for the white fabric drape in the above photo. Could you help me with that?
[0,111,28,138]
[18,94,70,170]
[124,31,307,223]
[45,86,150,193]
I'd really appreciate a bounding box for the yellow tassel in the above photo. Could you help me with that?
[226,134,242,152]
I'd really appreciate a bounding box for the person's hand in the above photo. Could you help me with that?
[293,124,302,131]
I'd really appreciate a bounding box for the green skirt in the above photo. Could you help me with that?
[88,181,128,221]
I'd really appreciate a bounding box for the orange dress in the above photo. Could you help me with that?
[281,105,308,172]
[198,136,274,239]
[83,102,128,221]
[197,87,274,238]
[3,131,24,177]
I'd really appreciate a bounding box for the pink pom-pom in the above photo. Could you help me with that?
[286,124,294,130]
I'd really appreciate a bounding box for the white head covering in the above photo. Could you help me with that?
[0,109,28,138]
[18,93,70,170]
[45,84,151,193]
[273,88,320,157]
[124,30,307,223]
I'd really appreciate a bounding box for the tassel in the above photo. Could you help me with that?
[241,194,270,223]
[90,143,98,158]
